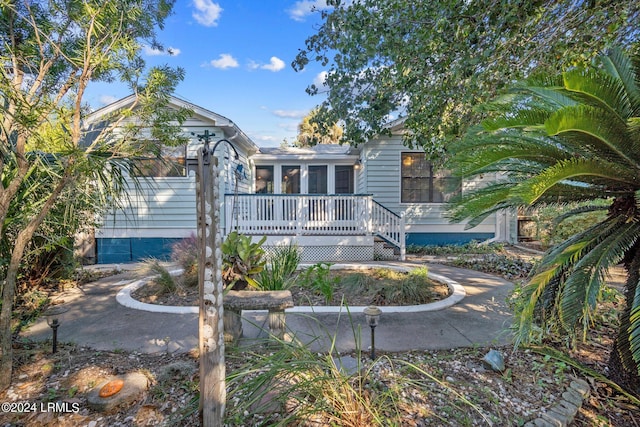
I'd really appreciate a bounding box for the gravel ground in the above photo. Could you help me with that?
[1,246,638,426]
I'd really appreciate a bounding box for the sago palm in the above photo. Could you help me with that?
[445,47,640,394]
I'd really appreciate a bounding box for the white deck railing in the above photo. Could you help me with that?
[371,200,405,257]
[224,194,405,258]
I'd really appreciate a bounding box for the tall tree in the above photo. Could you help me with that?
[0,0,189,391]
[293,0,640,156]
[445,48,640,394]
[294,107,343,147]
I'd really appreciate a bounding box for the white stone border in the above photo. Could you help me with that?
[116,263,465,314]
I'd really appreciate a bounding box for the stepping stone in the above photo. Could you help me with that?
[87,372,149,413]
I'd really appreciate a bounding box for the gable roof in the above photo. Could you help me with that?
[84,94,258,154]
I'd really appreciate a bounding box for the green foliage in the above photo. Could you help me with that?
[293,0,639,156]
[225,328,492,425]
[221,232,266,290]
[452,255,534,281]
[406,240,504,256]
[445,47,640,388]
[256,244,301,291]
[298,262,339,303]
[294,107,343,147]
[0,0,188,390]
[524,202,609,247]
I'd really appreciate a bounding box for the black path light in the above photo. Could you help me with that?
[44,306,68,354]
[363,305,382,359]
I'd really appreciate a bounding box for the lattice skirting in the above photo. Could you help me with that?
[264,244,374,262]
[373,241,397,260]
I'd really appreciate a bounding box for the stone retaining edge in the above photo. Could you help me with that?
[523,378,591,427]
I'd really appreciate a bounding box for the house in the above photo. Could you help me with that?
[89,97,516,264]
[86,95,258,264]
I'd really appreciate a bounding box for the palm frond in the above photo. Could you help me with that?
[514,85,578,110]
[481,108,550,132]
[630,275,640,373]
[512,158,638,204]
[559,220,640,338]
[600,47,640,116]
[545,105,640,169]
[514,221,613,346]
[445,183,517,226]
[552,204,609,228]
[562,67,633,120]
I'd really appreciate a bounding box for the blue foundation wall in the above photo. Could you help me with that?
[96,238,182,264]
[405,232,495,247]
[95,232,495,264]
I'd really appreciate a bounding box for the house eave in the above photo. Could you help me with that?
[252,154,360,162]
[84,94,259,155]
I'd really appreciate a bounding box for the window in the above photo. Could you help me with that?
[282,166,301,194]
[308,166,328,194]
[335,165,354,194]
[400,153,460,203]
[133,145,186,177]
[255,166,274,193]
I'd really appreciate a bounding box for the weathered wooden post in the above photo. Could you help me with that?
[196,130,226,425]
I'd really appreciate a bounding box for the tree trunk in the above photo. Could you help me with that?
[608,246,640,397]
[0,266,18,391]
[0,174,72,391]
[0,236,30,391]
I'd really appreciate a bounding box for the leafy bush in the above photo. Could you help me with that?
[451,254,534,280]
[257,244,301,291]
[526,202,608,247]
[221,232,266,290]
[407,240,503,256]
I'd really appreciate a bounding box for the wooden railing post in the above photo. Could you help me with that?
[399,212,406,261]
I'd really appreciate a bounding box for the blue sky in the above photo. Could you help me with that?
[86,0,332,147]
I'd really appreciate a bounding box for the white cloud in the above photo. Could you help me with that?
[249,56,286,72]
[288,0,332,22]
[272,109,307,119]
[262,56,286,72]
[99,95,118,105]
[192,0,223,27]
[313,71,328,87]
[208,53,239,69]
[143,45,181,57]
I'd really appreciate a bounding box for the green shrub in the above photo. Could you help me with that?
[407,240,503,256]
[451,254,533,280]
[221,232,266,290]
[257,244,301,291]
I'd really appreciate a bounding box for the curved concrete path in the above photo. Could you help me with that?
[21,261,514,354]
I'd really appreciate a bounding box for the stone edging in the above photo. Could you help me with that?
[116,263,465,315]
[524,378,590,427]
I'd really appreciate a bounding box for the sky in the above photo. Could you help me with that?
[86,0,333,147]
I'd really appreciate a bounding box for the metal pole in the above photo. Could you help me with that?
[370,325,376,359]
[51,320,59,354]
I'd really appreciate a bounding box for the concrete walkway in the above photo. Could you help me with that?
[21,260,515,354]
